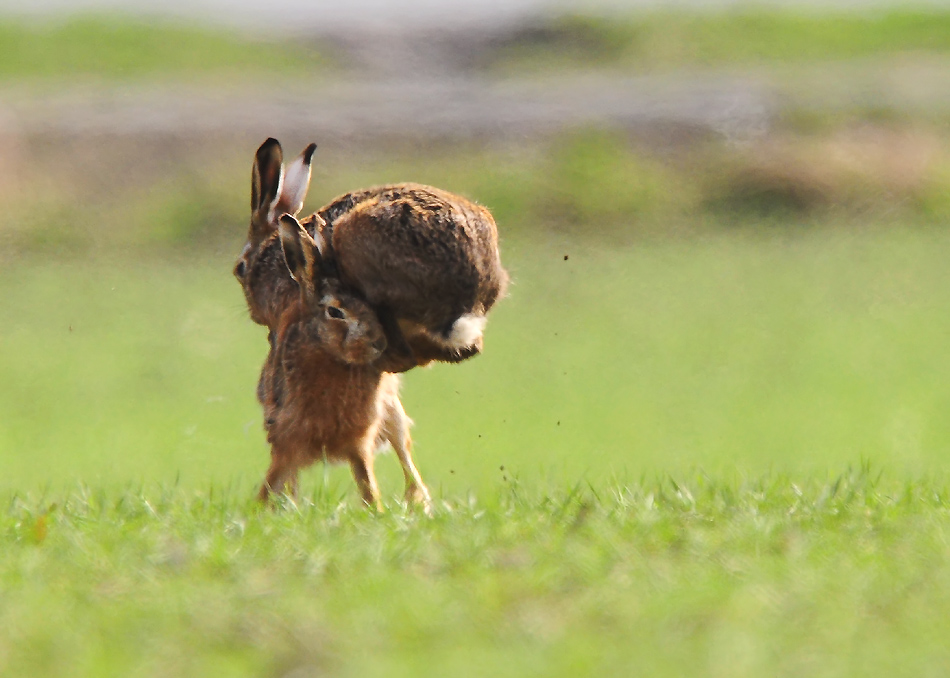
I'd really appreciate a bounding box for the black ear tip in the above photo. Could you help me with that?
[303,143,317,165]
[257,138,283,161]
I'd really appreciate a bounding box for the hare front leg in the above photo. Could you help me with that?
[373,305,420,373]
[349,452,383,511]
[257,446,300,502]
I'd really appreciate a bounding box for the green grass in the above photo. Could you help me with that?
[4,127,950,675]
[10,127,950,259]
[6,9,950,85]
[3,6,950,671]
[0,16,327,82]
[4,217,950,674]
[3,223,950,492]
[4,470,950,677]
[488,9,950,73]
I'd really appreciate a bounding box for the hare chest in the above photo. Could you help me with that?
[267,357,387,465]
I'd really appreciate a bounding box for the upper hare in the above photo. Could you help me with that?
[234,138,509,370]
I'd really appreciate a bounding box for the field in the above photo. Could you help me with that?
[5,10,950,81]
[485,9,950,73]
[4,471,950,677]
[4,223,950,676]
[5,221,950,488]
[3,9,950,678]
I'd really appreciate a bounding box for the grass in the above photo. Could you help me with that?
[0,16,327,83]
[4,179,950,674]
[3,8,950,673]
[4,470,950,677]
[487,9,950,74]
[8,125,950,259]
[3,221,950,492]
[5,9,950,84]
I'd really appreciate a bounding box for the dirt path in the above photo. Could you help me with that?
[1,74,774,146]
[3,3,950,150]
[5,58,950,147]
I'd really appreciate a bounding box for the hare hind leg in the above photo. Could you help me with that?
[383,396,433,515]
[257,446,300,502]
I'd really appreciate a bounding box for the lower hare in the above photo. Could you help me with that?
[234,138,508,371]
[256,214,432,512]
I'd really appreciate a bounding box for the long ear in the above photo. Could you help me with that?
[278,214,322,301]
[275,143,316,217]
[250,138,284,243]
[310,213,328,258]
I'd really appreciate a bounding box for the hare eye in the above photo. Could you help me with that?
[326,306,345,320]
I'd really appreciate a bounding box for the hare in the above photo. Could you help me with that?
[234,138,509,370]
[235,138,315,330]
[256,214,432,512]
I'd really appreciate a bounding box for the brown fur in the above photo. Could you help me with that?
[256,216,431,511]
[234,139,509,370]
[324,183,508,337]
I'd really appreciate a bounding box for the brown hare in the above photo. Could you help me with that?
[234,138,509,371]
[256,214,432,512]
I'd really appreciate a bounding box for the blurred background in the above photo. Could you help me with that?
[1,0,950,497]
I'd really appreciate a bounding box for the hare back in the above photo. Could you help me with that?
[330,184,507,333]
[325,184,508,334]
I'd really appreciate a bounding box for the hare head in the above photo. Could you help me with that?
[235,138,318,327]
[277,214,387,366]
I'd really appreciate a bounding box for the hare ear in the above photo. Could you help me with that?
[278,214,322,299]
[275,143,316,217]
[310,213,328,258]
[251,138,284,226]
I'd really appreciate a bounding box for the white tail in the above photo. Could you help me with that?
[445,314,486,348]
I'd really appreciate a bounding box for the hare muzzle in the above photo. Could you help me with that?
[343,332,386,364]
[234,243,252,281]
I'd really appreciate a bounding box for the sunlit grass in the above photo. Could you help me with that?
[5,9,950,84]
[488,9,950,73]
[4,156,950,677]
[2,222,950,497]
[2,8,950,674]
[7,127,950,260]
[3,469,950,677]
[0,16,327,83]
